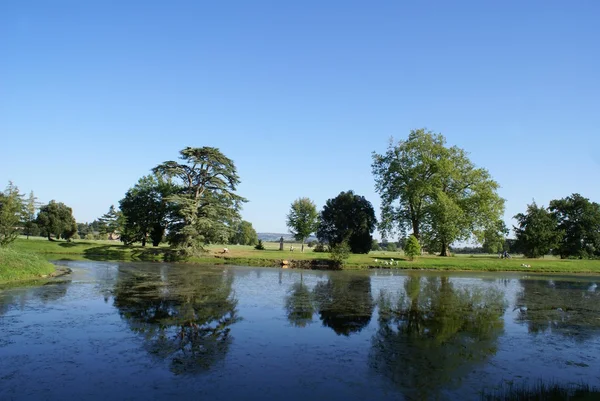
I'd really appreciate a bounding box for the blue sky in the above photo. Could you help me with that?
[1,1,599,241]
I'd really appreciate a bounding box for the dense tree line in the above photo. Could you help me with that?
[514,194,600,259]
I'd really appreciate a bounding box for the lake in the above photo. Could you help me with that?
[1,261,599,400]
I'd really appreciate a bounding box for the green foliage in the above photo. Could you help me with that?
[514,201,562,258]
[481,220,509,254]
[549,193,600,259]
[372,129,504,256]
[254,239,265,250]
[404,234,421,260]
[330,241,350,267]
[98,205,122,239]
[0,181,24,246]
[36,200,78,241]
[371,239,381,251]
[313,243,327,252]
[286,197,319,252]
[317,190,377,254]
[153,147,247,255]
[22,191,40,239]
[229,220,258,245]
[119,175,176,246]
[386,242,398,252]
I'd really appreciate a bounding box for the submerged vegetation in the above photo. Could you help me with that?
[481,381,600,401]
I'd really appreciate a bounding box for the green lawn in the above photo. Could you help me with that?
[9,236,600,274]
[0,247,56,284]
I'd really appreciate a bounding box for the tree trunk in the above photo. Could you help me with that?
[47,232,52,241]
[301,238,305,252]
[439,240,450,257]
[412,220,420,239]
[142,237,146,247]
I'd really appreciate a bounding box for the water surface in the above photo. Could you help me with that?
[1,261,599,400]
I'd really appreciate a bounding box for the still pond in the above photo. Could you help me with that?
[1,261,600,400]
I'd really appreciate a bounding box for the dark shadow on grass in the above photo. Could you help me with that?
[82,245,130,262]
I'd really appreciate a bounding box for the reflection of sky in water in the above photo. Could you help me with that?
[0,262,599,400]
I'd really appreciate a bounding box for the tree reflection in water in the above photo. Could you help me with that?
[113,266,239,375]
[370,274,506,400]
[0,279,72,316]
[285,273,315,327]
[313,274,374,335]
[516,279,600,341]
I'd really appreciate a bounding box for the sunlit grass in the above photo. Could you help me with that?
[0,247,56,284]
[10,237,600,273]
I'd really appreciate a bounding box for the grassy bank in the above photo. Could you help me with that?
[0,247,56,284]
[10,237,600,274]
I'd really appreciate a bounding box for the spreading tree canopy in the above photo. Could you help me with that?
[317,190,377,254]
[513,201,562,258]
[153,147,247,254]
[372,129,504,256]
[36,200,78,241]
[549,193,600,259]
[229,220,258,246]
[286,197,319,252]
[119,175,176,246]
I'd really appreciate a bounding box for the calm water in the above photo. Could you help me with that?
[1,262,600,401]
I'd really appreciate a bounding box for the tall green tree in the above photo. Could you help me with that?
[153,147,247,254]
[286,197,319,252]
[0,181,24,246]
[229,220,258,245]
[513,201,562,258]
[36,200,78,241]
[549,193,600,259]
[372,129,504,256]
[119,175,176,246]
[317,190,377,254]
[22,191,40,239]
[481,219,509,254]
[98,205,122,240]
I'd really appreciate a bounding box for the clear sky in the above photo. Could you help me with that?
[1,1,599,241]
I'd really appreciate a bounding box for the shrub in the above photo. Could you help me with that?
[330,241,350,267]
[371,239,380,251]
[254,239,265,250]
[313,243,327,252]
[386,243,397,252]
[404,235,421,260]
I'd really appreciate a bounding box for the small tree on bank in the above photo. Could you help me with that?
[286,197,319,252]
[330,241,350,268]
[404,235,421,260]
[0,182,24,246]
[36,200,77,241]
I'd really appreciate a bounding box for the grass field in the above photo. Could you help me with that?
[0,247,56,284]
[8,236,600,274]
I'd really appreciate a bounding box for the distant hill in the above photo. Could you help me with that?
[257,233,318,242]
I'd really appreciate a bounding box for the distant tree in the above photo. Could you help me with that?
[481,220,509,254]
[119,175,176,246]
[514,202,562,258]
[372,129,504,256]
[98,205,122,240]
[371,239,381,251]
[22,191,40,239]
[229,220,258,245]
[153,147,247,255]
[36,200,77,241]
[404,235,421,260]
[549,193,600,259]
[386,243,398,252]
[0,181,24,246]
[286,197,319,252]
[317,190,377,254]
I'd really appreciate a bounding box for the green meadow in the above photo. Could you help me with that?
[8,236,600,275]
